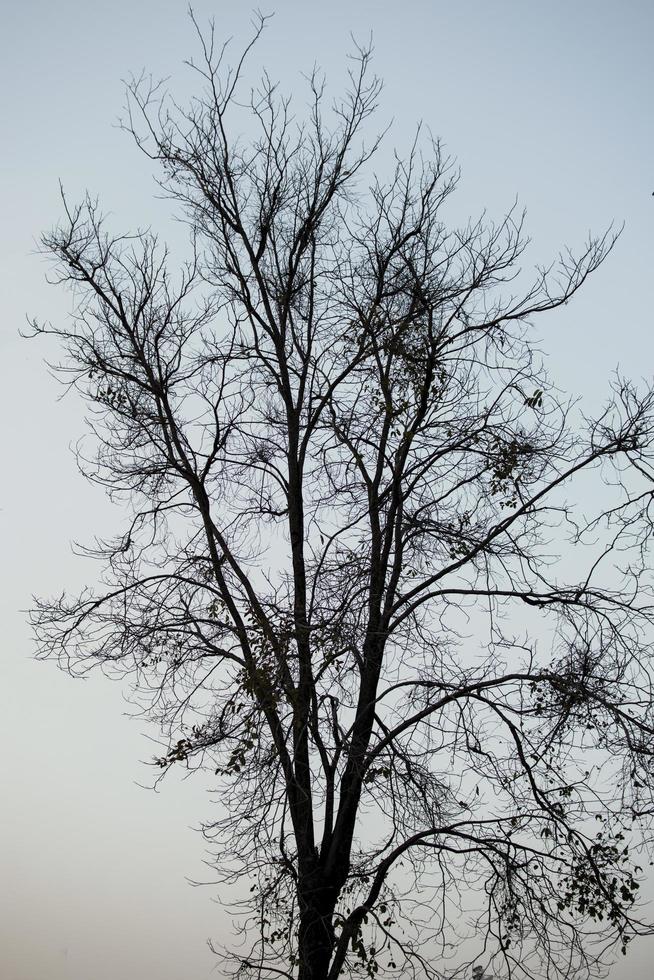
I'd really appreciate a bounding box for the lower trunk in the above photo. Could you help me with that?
[297,937,332,980]
[296,878,338,980]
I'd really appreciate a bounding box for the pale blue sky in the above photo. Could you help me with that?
[1,2,653,978]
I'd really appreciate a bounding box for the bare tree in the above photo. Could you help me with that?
[30,16,654,980]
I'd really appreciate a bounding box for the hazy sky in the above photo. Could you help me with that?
[1,2,653,978]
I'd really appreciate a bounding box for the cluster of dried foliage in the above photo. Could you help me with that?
[31,16,654,980]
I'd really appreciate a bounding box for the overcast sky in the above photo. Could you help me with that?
[1,2,653,978]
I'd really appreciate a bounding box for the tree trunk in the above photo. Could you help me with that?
[296,874,338,980]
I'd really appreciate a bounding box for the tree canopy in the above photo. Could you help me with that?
[31,16,654,980]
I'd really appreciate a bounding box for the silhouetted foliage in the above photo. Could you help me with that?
[31,15,654,980]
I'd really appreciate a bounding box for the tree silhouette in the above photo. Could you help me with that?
[31,16,654,980]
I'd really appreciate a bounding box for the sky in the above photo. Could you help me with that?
[1,1,653,978]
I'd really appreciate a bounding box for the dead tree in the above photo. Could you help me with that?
[31,16,654,980]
